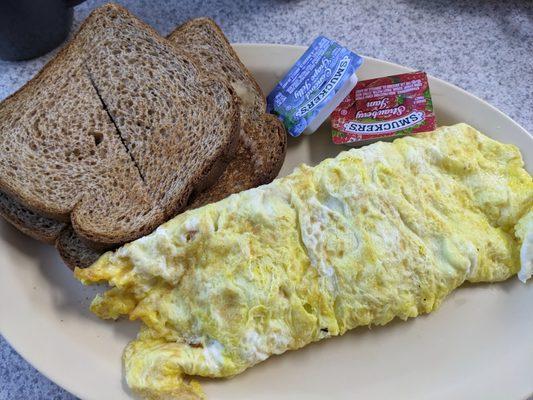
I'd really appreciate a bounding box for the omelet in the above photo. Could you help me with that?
[76,123,532,399]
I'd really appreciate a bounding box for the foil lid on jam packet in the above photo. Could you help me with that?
[267,36,363,137]
[331,71,436,145]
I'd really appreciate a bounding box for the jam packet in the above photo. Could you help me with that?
[331,71,436,145]
[267,36,363,137]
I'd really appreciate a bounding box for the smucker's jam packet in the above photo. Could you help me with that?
[267,36,363,137]
[331,71,436,145]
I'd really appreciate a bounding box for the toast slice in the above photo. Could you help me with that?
[169,17,287,206]
[0,5,239,248]
[55,227,102,269]
[0,191,65,244]
[0,15,286,269]
[61,20,286,268]
[0,194,101,266]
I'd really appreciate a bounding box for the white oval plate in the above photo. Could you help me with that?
[0,44,532,400]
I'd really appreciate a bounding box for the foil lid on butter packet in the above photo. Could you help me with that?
[267,36,363,137]
[331,71,436,145]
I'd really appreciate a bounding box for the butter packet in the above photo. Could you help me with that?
[331,71,436,145]
[267,36,363,137]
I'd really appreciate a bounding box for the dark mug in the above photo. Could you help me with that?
[0,0,86,61]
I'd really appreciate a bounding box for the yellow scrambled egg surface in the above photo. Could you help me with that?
[76,124,532,399]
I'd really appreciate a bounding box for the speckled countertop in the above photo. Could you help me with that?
[0,0,532,399]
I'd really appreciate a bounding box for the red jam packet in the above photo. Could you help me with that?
[331,71,436,145]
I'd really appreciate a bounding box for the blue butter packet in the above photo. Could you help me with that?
[267,36,363,137]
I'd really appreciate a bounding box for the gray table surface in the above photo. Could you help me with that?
[0,0,532,399]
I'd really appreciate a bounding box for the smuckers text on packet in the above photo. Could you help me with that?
[331,71,436,145]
